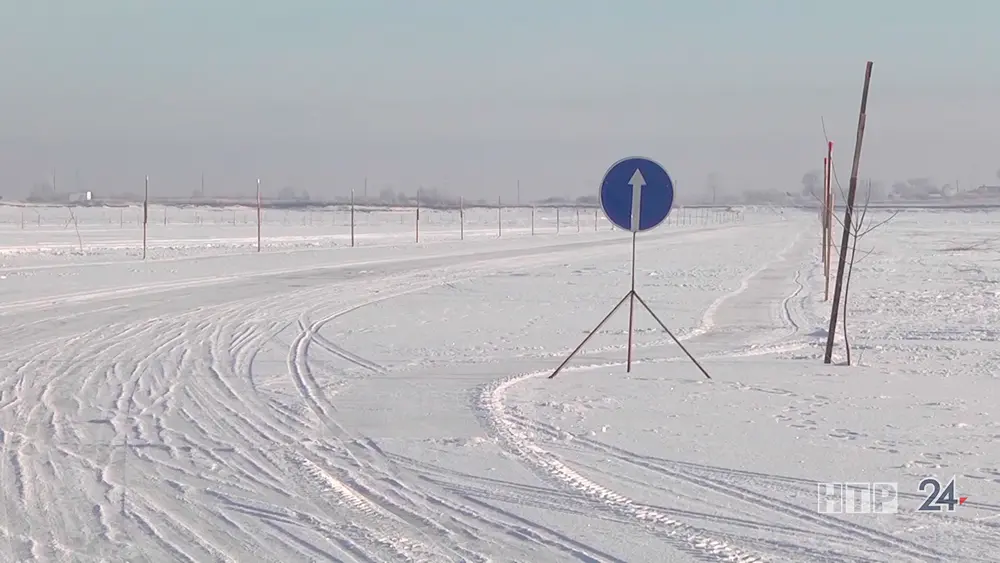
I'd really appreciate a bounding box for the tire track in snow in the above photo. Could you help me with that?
[311,332,386,375]
[157,284,408,561]
[476,230,812,563]
[124,252,620,561]
[479,369,768,563]
[539,231,806,360]
[3,327,167,561]
[283,268,510,562]
[293,454,444,563]
[0,273,378,560]
[2,332,108,561]
[280,244,673,561]
[0,284,368,562]
[14,318,198,563]
[517,418,953,562]
[286,269,477,423]
[0,263,490,559]
[780,269,804,336]
[129,297,381,561]
[0,223,751,561]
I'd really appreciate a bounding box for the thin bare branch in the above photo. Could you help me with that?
[853,185,872,235]
[806,186,846,229]
[831,160,850,210]
[66,206,83,253]
[858,210,899,238]
[852,247,877,265]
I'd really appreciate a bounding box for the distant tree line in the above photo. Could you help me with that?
[795,169,999,203]
[348,186,599,208]
[21,168,1000,207]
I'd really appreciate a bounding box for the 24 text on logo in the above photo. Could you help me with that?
[817,476,968,514]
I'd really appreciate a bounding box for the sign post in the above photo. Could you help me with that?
[550,156,710,379]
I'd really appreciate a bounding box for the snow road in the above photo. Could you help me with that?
[0,207,997,562]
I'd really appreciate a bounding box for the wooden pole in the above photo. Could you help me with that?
[828,185,835,269]
[824,61,873,365]
[256,178,262,252]
[142,176,148,260]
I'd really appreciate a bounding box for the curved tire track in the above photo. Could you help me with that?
[475,230,815,562]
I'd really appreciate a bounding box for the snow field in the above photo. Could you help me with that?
[493,208,1000,562]
[0,206,996,562]
[0,203,744,265]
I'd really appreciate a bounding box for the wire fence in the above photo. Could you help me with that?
[0,202,747,259]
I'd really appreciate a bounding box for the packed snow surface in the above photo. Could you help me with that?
[0,204,998,562]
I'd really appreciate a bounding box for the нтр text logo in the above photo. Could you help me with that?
[817,482,899,514]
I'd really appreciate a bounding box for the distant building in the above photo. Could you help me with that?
[967,185,1000,198]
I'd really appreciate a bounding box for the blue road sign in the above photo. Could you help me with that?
[599,157,674,232]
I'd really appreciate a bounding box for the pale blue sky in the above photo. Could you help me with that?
[1,1,998,200]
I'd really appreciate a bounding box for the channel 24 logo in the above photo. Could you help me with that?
[817,476,968,514]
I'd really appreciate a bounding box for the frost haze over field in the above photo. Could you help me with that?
[0,204,998,562]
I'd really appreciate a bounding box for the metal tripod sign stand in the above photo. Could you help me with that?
[550,156,711,380]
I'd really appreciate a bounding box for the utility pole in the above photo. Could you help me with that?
[824,61,874,364]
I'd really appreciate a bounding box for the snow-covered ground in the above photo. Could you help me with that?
[0,205,996,562]
[0,203,743,265]
[0,204,724,264]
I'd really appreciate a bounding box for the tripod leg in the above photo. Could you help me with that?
[549,292,632,379]
[633,292,712,380]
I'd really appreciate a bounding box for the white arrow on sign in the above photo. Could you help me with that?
[628,168,645,232]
